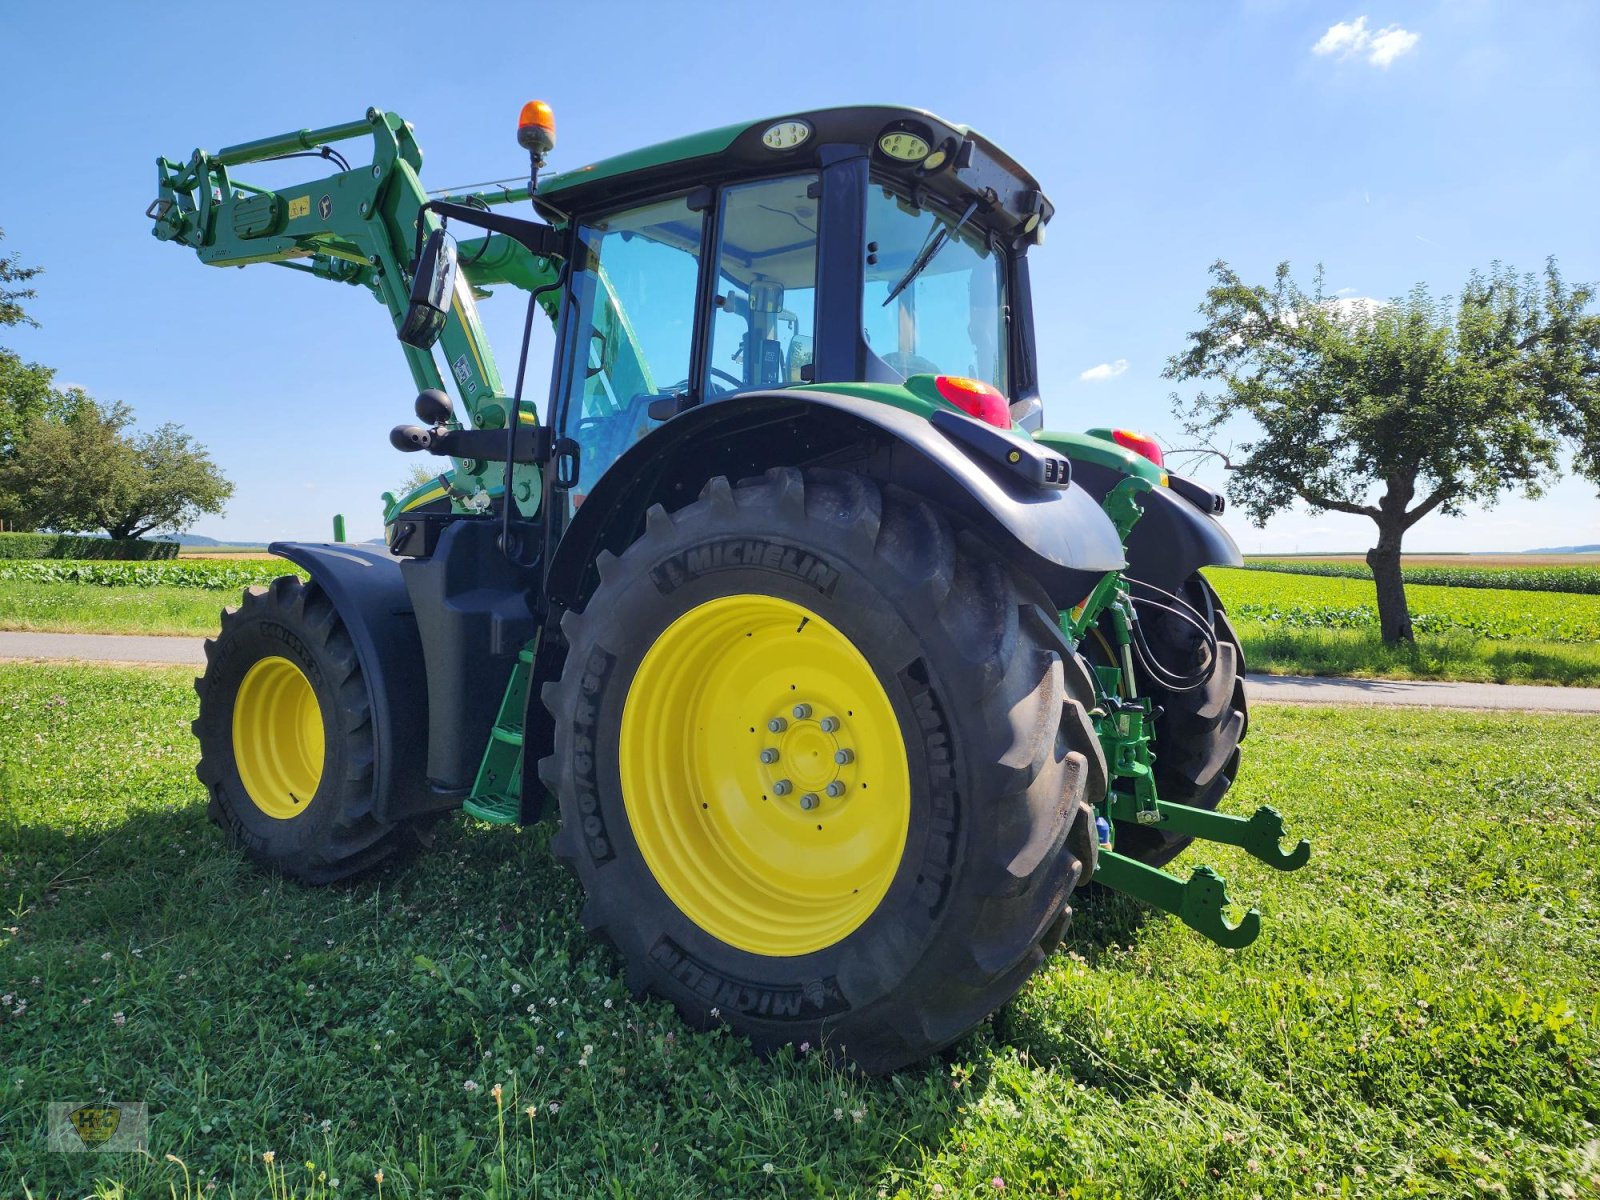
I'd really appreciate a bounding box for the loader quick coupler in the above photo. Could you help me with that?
[1064,482,1310,950]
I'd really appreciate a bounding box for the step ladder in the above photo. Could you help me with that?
[462,644,535,825]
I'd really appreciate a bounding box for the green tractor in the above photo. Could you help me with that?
[150,101,1308,1072]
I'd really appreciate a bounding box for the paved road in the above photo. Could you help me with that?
[1244,672,1600,713]
[2,631,1598,712]
[0,630,206,666]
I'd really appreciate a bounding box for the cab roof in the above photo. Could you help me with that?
[536,105,1052,240]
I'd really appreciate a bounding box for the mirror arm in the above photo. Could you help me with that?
[418,200,563,262]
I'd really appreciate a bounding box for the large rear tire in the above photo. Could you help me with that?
[194,575,415,884]
[540,468,1105,1073]
[1113,573,1248,867]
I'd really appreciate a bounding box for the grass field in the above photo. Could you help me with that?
[1,663,1596,1197]
[1209,567,1600,686]
[3,557,1598,686]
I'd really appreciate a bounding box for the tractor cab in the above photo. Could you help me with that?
[530,106,1053,498]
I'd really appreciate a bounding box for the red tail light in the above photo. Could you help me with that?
[1110,428,1165,466]
[934,376,1011,428]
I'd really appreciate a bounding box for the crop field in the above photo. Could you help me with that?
[2,662,1597,1198]
[0,561,305,637]
[1208,567,1600,686]
[1242,558,1600,596]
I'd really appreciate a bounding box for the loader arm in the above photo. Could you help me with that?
[148,108,565,517]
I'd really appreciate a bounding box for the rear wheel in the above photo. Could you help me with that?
[194,575,414,883]
[541,468,1105,1072]
[1113,573,1248,867]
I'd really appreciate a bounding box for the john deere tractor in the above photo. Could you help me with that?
[150,102,1307,1072]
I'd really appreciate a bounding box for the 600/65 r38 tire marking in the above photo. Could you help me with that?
[541,467,1106,1073]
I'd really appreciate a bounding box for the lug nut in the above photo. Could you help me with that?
[825,781,846,797]
[768,717,788,733]
[759,748,779,764]
[772,779,792,796]
[819,716,839,732]
[834,749,854,765]
[792,703,812,720]
[799,792,820,810]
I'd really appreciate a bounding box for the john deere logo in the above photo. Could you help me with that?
[318,194,332,220]
[69,1104,121,1146]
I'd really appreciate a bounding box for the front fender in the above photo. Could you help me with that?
[545,389,1126,612]
[267,542,445,823]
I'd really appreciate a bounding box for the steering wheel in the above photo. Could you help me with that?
[663,368,744,398]
[708,367,743,393]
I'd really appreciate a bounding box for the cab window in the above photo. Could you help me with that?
[560,195,705,500]
[862,185,1008,394]
[705,175,819,394]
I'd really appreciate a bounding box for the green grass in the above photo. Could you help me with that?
[1210,567,1600,686]
[0,579,238,637]
[2,663,1597,1197]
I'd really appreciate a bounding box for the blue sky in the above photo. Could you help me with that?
[3,0,1596,550]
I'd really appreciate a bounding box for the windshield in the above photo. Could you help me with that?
[862,185,1008,394]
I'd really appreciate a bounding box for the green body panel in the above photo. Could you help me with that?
[802,376,1036,436]
[1033,429,1166,484]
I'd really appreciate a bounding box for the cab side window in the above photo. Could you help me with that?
[705,176,819,393]
[561,196,705,500]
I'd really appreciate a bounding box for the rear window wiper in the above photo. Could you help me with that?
[880,199,980,307]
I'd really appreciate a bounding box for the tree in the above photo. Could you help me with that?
[1165,259,1600,642]
[0,399,233,539]
[0,227,42,330]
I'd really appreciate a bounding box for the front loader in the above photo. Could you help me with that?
[151,102,1308,1072]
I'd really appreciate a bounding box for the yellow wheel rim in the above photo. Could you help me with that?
[620,594,911,957]
[232,655,325,820]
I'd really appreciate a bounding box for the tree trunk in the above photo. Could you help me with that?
[1366,524,1413,644]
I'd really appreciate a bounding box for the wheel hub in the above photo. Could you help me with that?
[619,594,910,957]
[232,655,325,820]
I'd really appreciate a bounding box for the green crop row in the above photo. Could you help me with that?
[0,559,301,590]
[1243,558,1600,595]
[1210,567,1600,643]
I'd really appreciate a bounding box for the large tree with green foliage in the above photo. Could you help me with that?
[0,399,233,539]
[1165,259,1600,642]
[0,229,233,539]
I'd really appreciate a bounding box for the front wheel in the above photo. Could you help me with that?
[540,468,1105,1072]
[193,575,415,883]
[1113,572,1248,867]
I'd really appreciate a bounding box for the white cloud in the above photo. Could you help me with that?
[1312,16,1419,67]
[1326,296,1387,322]
[1079,359,1129,382]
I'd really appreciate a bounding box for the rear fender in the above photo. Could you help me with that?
[544,389,1126,614]
[267,542,446,823]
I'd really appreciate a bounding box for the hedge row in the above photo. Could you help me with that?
[0,532,179,560]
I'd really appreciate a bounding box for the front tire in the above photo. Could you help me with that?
[541,468,1105,1072]
[1114,573,1248,867]
[194,575,413,883]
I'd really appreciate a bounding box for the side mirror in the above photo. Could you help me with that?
[397,228,458,349]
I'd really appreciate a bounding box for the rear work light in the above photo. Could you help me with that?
[1109,428,1165,467]
[934,376,1011,429]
